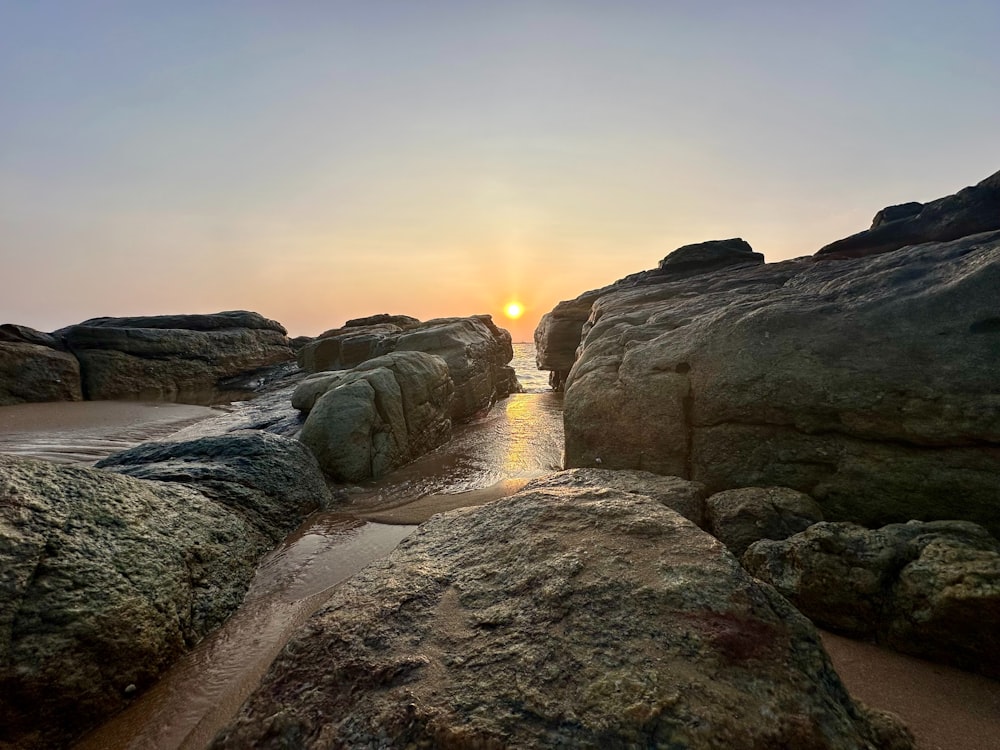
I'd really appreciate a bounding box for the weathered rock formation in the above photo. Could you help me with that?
[295,350,454,482]
[214,482,911,749]
[298,314,518,419]
[549,228,1000,534]
[0,437,330,750]
[534,239,764,390]
[817,168,1000,258]
[54,310,295,404]
[744,520,1000,678]
[0,325,82,405]
[705,486,824,558]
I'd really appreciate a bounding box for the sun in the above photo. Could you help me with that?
[504,301,524,320]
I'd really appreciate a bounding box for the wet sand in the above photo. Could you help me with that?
[0,400,222,464]
[821,631,1000,750]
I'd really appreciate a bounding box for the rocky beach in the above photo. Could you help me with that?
[2,170,1000,748]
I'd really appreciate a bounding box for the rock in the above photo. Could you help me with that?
[743,519,1000,677]
[523,468,708,528]
[95,431,333,537]
[0,324,65,350]
[56,310,294,404]
[0,450,320,749]
[534,239,765,391]
[214,485,912,749]
[658,237,765,274]
[533,291,602,391]
[297,351,454,482]
[343,313,421,329]
[0,341,83,406]
[817,168,1000,258]
[705,486,823,557]
[299,314,517,420]
[559,229,1000,534]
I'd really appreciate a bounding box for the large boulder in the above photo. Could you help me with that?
[534,239,764,391]
[55,310,294,404]
[214,485,912,749]
[298,314,518,420]
[0,334,82,405]
[0,446,326,749]
[95,431,333,537]
[705,486,824,558]
[559,229,1000,534]
[296,350,454,482]
[817,168,1000,258]
[743,520,1000,677]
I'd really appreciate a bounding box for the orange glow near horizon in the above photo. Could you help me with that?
[504,301,524,320]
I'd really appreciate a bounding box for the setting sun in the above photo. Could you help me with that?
[504,302,524,320]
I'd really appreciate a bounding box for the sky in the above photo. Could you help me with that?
[2,1,998,342]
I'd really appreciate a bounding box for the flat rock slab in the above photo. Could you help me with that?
[214,486,911,749]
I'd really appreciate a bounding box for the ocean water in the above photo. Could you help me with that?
[511,341,550,393]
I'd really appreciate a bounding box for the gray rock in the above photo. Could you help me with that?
[560,231,1000,534]
[0,324,65,350]
[0,452,316,749]
[817,168,1000,258]
[0,341,83,406]
[705,486,823,557]
[744,519,1000,677]
[297,351,454,481]
[57,310,294,404]
[95,431,333,537]
[213,485,912,749]
[523,468,708,527]
[299,314,517,420]
[658,237,765,274]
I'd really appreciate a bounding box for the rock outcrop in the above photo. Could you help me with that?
[534,239,764,390]
[0,324,82,405]
[555,229,1000,534]
[298,314,518,420]
[0,445,329,749]
[295,351,454,482]
[705,486,824,558]
[817,168,1000,258]
[214,484,911,749]
[55,310,294,404]
[744,520,1000,678]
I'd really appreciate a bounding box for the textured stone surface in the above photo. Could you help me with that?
[817,168,1000,258]
[0,451,318,749]
[0,341,82,406]
[214,486,912,750]
[296,351,454,482]
[56,310,294,404]
[560,231,1000,534]
[744,520,1000,677]
[299,314,517,420]
[705,486,823,557]
[95,431,332,537]
[523,468,708,528]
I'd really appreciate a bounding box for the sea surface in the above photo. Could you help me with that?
[511,341,550,393]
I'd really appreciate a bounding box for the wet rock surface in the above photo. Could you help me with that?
[296,351,454,482]
[55,310,295,404]
[744,519,1000,678]
[0,455,281,749]
[298,314,518,420]
[95,431,333,539]
[214,485,912,749]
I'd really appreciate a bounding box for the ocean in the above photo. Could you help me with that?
[510,342,550,393]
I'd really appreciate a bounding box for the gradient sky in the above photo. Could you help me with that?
[2,1,998,341]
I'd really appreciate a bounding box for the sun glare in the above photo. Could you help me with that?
[504,301,524,320]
